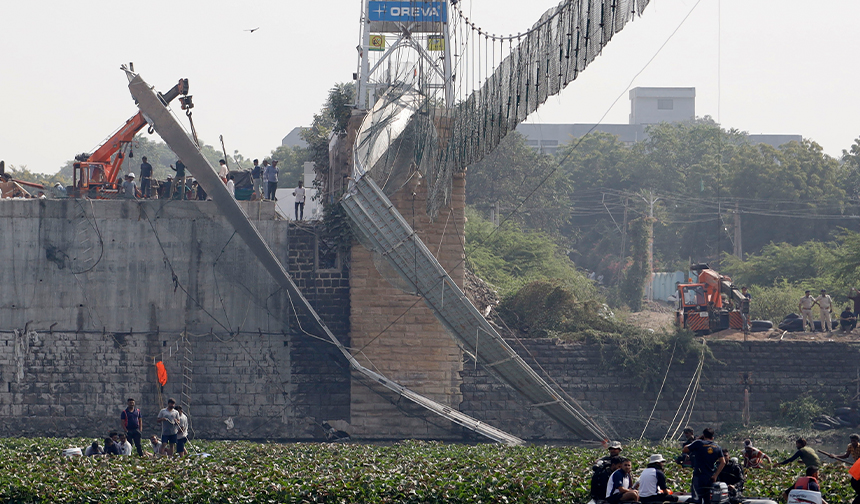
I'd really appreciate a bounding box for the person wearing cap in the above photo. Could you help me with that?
[822,433,860,463]
[799,291,816,332]
[606,457,638,504]
[597,441,623,466]
[742,439,772,468]
[121,173,137,199]
[635,454,677,503]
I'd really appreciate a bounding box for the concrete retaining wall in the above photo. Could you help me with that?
[0,199,350,439]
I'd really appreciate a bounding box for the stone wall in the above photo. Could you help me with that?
[0,199,350,439]
[460,338,860,440]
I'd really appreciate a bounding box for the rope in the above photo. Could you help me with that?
[663,343,705,442]
[639,339,677,441]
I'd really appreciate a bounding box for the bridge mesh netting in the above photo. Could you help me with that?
[354,0,650,218]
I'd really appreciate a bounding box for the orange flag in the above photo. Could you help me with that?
[156,361,168,387]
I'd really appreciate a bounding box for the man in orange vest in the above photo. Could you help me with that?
[782,467,828,504]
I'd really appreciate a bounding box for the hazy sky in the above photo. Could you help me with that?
[2,1,858,174]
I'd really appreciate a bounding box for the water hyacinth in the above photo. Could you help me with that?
[0,438,856,503]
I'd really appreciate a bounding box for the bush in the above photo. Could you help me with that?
[779,394,829,427]
[465,208,595,296]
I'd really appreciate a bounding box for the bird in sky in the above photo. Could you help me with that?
[244,27,260,33]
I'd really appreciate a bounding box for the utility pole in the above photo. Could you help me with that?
[639,190,660,302]
[733,202,743,259]
[620,197,629,260]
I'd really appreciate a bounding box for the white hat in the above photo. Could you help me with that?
[128,173,136,178]
[648,454,666,464]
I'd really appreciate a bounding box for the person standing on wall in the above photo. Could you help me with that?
[815,289,833,332]
[171,160,186,200]
[218,159,229,184]
[293,179,306,220]
[264,159,279,201]
[139,156,153,198]
[251,159,262,199]
[799,291,816,332]
[121,173,137,199]
[120,398,143,456]
[226,175,235,199]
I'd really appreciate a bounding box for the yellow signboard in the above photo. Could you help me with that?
[369,34,386,51]
[427,36,444,51]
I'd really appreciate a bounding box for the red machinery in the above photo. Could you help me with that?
[675,263,748,334]
[71,78,192,197]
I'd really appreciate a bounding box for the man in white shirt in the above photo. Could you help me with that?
[815,289,833,332]
[293,180,306,220]
[635,454,677,503]
[117,433,133,455]
[176,405,190,456]
[226,175,235,198]
[218,159,229,182]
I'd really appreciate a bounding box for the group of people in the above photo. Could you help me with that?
[798,288,860,333]
[82,397,189,457]
[121,157,307,219]
[591,428,860,504]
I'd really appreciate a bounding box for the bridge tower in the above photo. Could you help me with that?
[356,0,454,109]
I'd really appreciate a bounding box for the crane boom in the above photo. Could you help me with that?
[72,78,189,197]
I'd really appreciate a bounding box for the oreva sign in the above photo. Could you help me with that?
[368,1,447,23]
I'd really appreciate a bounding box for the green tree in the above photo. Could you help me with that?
[725,140,848,254]
[466,132,573,241]
[721,241,834,287]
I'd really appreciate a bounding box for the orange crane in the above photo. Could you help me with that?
[71,77,192,197]
[674,263,748,334]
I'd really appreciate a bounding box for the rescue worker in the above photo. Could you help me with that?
[682,428,726,504]
[606,457,638,504]
[591,456,621,503]
[742,439,772,468]
[675,427,696,467]
[777,438,821,469]
[717,456,745,503]
[822,433,860,463]
[815,289,834,332]
[634,454,678,503]
[799,291,816,332]
[782,466,828,504]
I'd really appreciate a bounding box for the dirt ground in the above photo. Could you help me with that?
[627,302,860,342]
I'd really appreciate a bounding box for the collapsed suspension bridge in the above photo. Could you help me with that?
[129,0,651,443]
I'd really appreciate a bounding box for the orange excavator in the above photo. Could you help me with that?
[674,263,749,334]
[71,76,192,197]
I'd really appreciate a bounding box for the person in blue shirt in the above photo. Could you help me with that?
[251,159,262,199]
[683,428,726,504]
